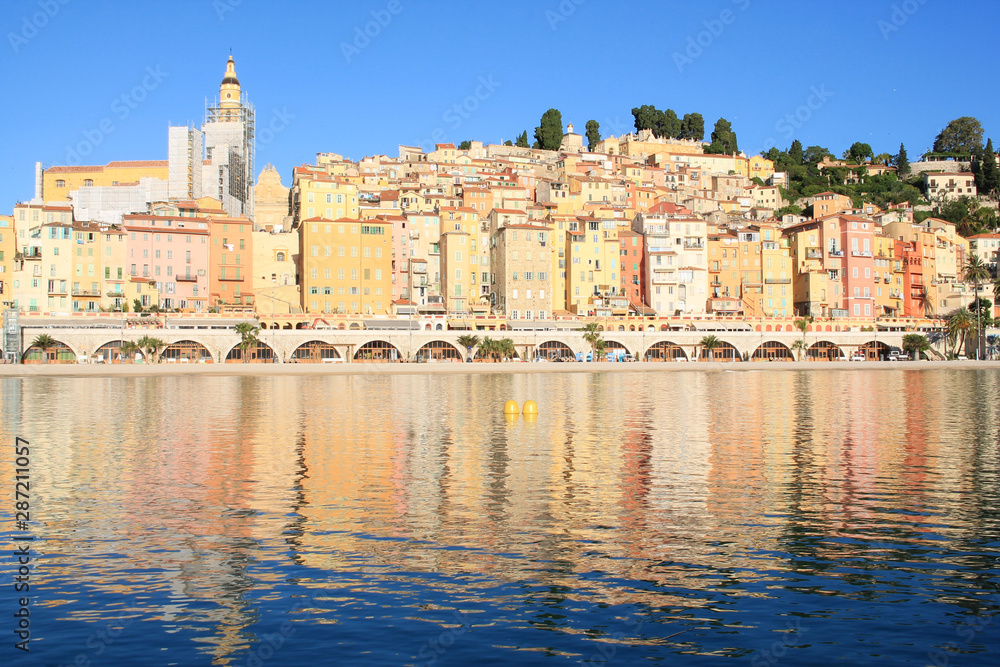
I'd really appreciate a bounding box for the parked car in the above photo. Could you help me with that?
[850,352,866,362]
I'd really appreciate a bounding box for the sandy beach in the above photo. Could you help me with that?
[1,359,997,378]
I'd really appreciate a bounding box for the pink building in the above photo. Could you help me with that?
[123,213,212,311]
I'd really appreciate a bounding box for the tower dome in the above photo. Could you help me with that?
[219,55,242,112]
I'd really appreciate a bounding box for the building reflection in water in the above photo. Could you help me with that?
[1,368,998,662]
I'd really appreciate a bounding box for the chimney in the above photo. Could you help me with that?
[34,161,43,202]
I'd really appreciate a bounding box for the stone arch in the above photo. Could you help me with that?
[825,325,833,332]
[644,341,687,361]
[537,340,574,360]
[629,325,636,331]
[416,340,462,362]
[435,323,444,331]
[765,324,773,332]
[785,324,794,332]
[349,322,361,330]
[808,340,844,361]
[355,339,400,362]
[602,339,629,361]
[752,340,794,361]
[94,340,128,363]
[700,340,740,361]
[22,338,76,364]
[860,340,890,360]
[291,340,342,363]
[161,340,213,363]
[618,325,625,331]
[226,341,277,363]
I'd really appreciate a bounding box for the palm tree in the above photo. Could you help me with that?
[135,335,165,364]
[234,322,261,363]
[498,338,516,361]
[456,334,480,361]
[581,322,602,361]
[700,334,721,361]
[902,333,930,361]
[119,340,140,364]
[594,338,608,361]
[477,336,494,362]
[30,334,57,364]
[945,308,973,358]
[793,316,813,361]
[963,256,991,359]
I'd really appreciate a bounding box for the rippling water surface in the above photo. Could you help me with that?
[2,369,999,665]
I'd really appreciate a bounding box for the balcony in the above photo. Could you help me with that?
[805,249,823,259]
[884,276,890,283]
[683,241,705,250]
[851,250,873,257]
[106,290,124,297]
[219,275,244,282]
[764,278,791,284]
[651,274,676,285]
[176,275,197,282]
[828,249,843,257]
[411,264,427,274]
[72,290,101,297]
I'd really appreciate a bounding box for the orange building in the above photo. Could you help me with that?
[209,216,254,311]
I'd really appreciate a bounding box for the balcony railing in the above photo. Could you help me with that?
[852,250,873,257]
[764,278,791,284]
[828,249,843,257]
[176,275,197,282]
[683,242,705,250]
[805,250,823,259]
[71,290,101,297]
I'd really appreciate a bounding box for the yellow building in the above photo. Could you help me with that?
[439,230,478,313]
[784,224,828,318]
[42,160,169,201]
[563,216,620,314]
[0,215,13,308]
[299,217,391,315]
[12,203,75,312]
[747,155,776,182]
[292,168,360,226]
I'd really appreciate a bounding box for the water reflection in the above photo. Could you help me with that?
[2,369,998,665]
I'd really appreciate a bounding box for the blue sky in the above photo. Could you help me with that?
[1,0,997,210]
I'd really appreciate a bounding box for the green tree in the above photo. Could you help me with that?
[135,335,165,364]
[503,140,513,146]
[497,338,516,361]
[133,298,143,313]
[581,322,603,361]
[478,337,496,362]
[844,142,874,164]
[458,140,471,150]
[973,138,999,197]
[515,130,530,148]
[963,256,991,359]
[788,140,804,165]
[896,143,910,179]
[587,120,601,152]
[945,308,973,357]
[933,116,984,155]
[631,105,658,133]
[699,335,721,361]
[30,333,57,364]
[456,334,480,361]
[902,333,930,360]
[654,108,681,139]
[585,120,601,151]
[793,316,813,360]
[119,340,140,363]
[533,109,564,151]
[234,322,260,363]
[706,118,738,154]
[803,145,833,165]
[679,112,704,141]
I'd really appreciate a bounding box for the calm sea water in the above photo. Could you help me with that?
[2,369,999,666]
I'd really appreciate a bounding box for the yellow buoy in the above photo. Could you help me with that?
[522,400,538,415]
[504,400,520,415]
